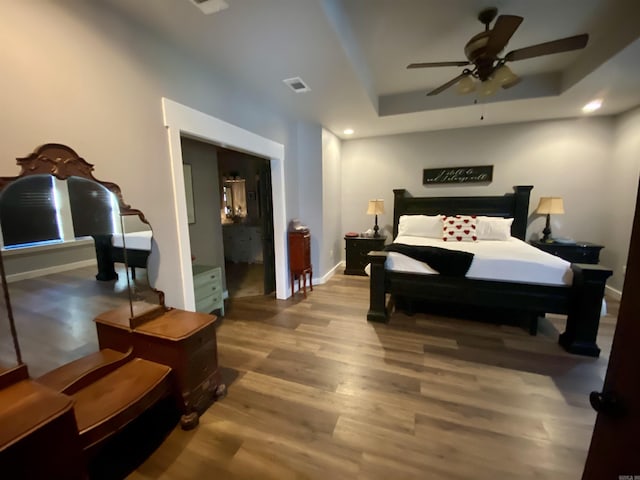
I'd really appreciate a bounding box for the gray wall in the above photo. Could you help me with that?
[0,1,324,305]
[181,138,226,290]
[341,115,639,292]
[605,106,640,290]
[321,129,342,275]
[3,243,96,280]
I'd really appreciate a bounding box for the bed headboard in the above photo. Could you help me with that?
[392,185,533,240]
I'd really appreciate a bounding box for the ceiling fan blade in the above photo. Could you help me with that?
[407,61,470,69]
[505,33,589,62]
[485,15,523,56]
[426,72,470,96]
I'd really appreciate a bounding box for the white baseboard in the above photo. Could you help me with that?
[6,259,97,283]
[311,262,343,286]
[605,285,622,301]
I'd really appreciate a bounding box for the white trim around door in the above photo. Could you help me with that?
[162,97,288,307]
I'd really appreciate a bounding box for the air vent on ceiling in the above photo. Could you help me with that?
[283,77,311,93]
[189,0,228,15]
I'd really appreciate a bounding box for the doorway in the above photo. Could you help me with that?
[218,148,276,298]
[162,97,288,309]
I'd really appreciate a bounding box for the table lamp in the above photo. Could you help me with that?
[367,199,384,238]
[536,197,564,243]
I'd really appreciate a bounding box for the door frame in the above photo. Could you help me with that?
[162,98,288,307]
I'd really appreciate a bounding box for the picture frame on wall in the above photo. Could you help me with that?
[183,164,196,224]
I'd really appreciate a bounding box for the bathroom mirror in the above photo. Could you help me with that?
[222,177,247,223]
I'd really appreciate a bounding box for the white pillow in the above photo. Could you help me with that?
[398,214,443,238]
[476,216,514,241]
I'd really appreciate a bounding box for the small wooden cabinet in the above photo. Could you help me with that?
[531,240,604,264]
[345,236,386,275]
[288,229,312,297]
[193,265,224,316]
[94,304,225,429]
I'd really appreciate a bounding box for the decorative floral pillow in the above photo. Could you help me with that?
[442,215,478,242]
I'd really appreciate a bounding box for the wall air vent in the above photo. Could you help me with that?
[189,0,229,15]
[283,77,311,93]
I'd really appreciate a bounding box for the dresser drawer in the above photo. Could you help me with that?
[193,266,222,289]
[195,280,222,301]
[192,265,224,315]
[196,292,223,314]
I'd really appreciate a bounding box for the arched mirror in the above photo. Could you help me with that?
[0,144,164,376]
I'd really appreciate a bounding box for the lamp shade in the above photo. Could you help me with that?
[536,197,565,215]
[366,199,385,215]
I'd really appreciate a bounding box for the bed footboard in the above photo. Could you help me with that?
[560,263,613,357]
[367,251,389,322]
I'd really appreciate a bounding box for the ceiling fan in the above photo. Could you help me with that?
[408,7,589,96]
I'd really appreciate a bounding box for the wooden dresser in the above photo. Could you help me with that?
[193,265,224,316]
[288,229,312,298]
[94,303,225,429]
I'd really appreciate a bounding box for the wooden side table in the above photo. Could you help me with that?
[94,303,225,429]
[288,229,312,297]
[531,240,604,264]
[345,236,386,275]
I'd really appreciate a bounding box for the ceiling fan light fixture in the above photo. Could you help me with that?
[479,77,499,96]
[456,75,476,94]
[493,64,517,86]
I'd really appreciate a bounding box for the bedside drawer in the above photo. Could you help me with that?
[530,241,603,264]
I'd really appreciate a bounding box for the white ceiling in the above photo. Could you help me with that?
[104,0,640,138]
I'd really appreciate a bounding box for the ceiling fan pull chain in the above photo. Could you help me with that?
[474,98,485,121]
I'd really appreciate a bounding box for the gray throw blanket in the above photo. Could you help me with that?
[384,243,474,277]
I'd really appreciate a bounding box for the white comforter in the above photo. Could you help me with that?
[112,230,152,251]
[378,235,573,286]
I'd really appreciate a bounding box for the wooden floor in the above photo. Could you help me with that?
[0,265,151,377]
[225,261,265,298]
[130,274,615,480]
[1,268,617,479]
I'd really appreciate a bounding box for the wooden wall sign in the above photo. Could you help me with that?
[423,165,493,185]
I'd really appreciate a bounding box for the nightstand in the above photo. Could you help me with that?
[345,236,386,275]
[530,240,604,264]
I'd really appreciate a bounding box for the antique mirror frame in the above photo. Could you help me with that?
[0,144,167,357]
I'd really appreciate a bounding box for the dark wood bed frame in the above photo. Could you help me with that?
[367,185,612,357]
[93,234,150,281]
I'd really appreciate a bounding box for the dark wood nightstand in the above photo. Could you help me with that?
[345,236,386,275]
[531,240,604,264]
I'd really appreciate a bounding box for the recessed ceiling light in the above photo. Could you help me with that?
[343,128,354,135]
[582,99,603,114]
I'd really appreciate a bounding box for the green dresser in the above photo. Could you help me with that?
[193,265,224,316]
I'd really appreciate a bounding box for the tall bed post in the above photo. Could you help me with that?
[367,252,388,322]
[512,185,533,240]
